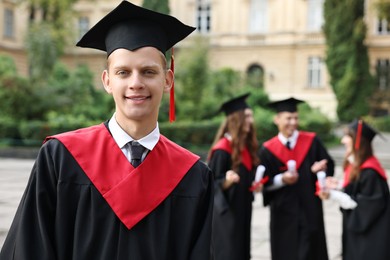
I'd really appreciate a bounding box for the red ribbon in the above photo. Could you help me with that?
[169,48,175,123]
[249,176,269,192]
[354,119,363,150]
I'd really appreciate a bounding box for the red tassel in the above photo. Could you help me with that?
[355,119,363,150]
[169,48,175,123]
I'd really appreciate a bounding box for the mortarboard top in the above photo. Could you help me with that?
[76,1,196,56]
[268,97,304,113]
[349,119,379,143]
[220,93,250,116]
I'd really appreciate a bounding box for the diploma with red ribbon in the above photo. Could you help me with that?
[249,165,269,191]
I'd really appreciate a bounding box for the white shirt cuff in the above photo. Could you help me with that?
[266,173,285,191]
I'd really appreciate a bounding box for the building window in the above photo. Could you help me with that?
[3,8,14,38]
[246,64,264,88]
[307,0,324,32]
[376,19,390,35]
[197,0,211,34]
[78,17,89,40]
[249,0,267,33]
[376,59,390,90]
[308,56,323,88]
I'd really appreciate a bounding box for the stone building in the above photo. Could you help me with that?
[1,0,389,120]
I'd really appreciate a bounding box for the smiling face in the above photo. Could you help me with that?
[274,111,299,138]
[102,47,173,130]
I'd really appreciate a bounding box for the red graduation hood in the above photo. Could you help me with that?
[210,137,253,171]
[263,131,315,170]
[343,156,387,187]
[46,123,199,230]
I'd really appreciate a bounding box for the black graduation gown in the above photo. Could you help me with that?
[0,124,214,260]
[342,168,390,260]
[209,146,255,260]
[259,133,334,260]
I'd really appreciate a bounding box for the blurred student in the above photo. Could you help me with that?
[258,97,334,260]
[208,93,262,260]
[0,2,213,259]
[319,119,390,260]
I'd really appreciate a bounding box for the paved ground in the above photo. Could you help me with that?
[0,133,389,259]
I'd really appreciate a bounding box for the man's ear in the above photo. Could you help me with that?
[273,114,279,125]
[102,70,112,94]
[164,69,174,93]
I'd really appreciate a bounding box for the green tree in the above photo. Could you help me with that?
[174,37,211,120]
[142,0,170,14]
[323,0,373,121]
[25,0,77,81]
[0,75,32,120]
[0,55,18,77]
[374,0,390,20]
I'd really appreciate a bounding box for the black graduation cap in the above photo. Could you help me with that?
[76,1,196,56]
[268,97,304,113]
[349,119,379,143]
[76,1,196,122]
[220,93,250,116]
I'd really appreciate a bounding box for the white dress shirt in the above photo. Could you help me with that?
[108,114,160,163]
[268,130,300,190]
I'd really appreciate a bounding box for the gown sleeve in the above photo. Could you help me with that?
[313,136,335,177]
[187,161,214,260]
[208,150,233,214]
[0,141,58,260]
[344,169,388,233]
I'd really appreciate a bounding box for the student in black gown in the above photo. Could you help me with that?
[208,93,262,260]
[0,2,214,260]
[319,119,390,260]
[258,97,334,260]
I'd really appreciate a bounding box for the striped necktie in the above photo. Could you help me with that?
[129,141,145,168]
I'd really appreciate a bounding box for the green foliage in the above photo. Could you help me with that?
[26,23,60,82]
[0,75,34,120]
[374,0,390,20]
[245,86,270,108]
[0,55,18,77]
[142,0,170,14]
[174,37,212,120]
[323,0,373,122]
[298,103,334,142]
[160,119,220,147]
[363,115,390,132]
[0,57,113,142]
[0,115,20,139]
[44,63,111,119]
[253,108,278,143]
[0,39,335,150]
[25,0,77,81]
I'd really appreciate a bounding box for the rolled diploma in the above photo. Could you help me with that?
[317,171,326,190]
[255,165,266,182]
[287,160,296,172]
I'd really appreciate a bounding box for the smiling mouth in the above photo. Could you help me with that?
[126,96,150,101]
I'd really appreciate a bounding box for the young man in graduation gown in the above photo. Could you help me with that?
[0,2,213,260]
[258,98,335,260]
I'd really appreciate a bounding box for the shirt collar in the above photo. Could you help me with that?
[278,130,299,148]
[108,114,160,151]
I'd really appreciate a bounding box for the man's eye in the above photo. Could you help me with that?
[144,70,156,75]
[117,70,129,76]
